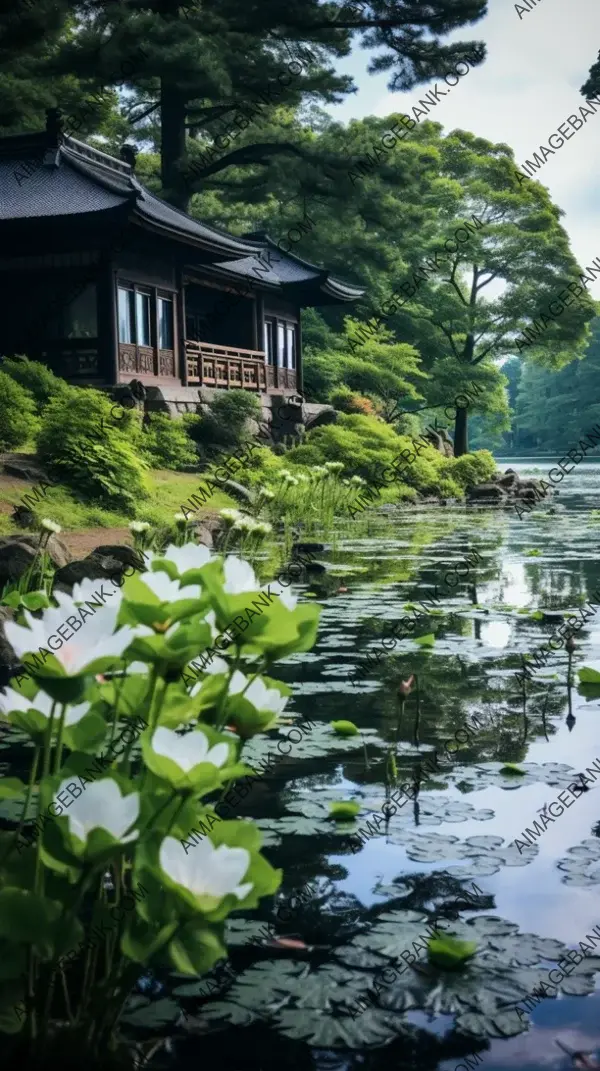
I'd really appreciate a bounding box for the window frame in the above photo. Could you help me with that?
[157,293,174,351]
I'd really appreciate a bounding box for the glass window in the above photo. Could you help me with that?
[64,284,98,339]
[263,320,274,365]
[118,287,134,344]
[158,297,173,349]
[277,322,286,368]
[136,291,151,346]
[286,325,296,369]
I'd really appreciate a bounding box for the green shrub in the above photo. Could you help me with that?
[329,386,377,415]
[188,390,262,452]
[285,444,324,466]
[1,356,68,415]
[0,371,39,449]
[446,450,496,489]
[141,413,198,470]
[228,445,284,487]
[37,387,149,509]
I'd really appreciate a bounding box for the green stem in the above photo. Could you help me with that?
[53,704,68,774]
[0,744,40,864]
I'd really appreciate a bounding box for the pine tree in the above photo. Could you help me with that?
[49,0,487,209]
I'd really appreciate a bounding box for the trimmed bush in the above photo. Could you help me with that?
[446,450,497,489]
[37,387,149,509]
[330,387,377,415]
[141,413,198,470]
[189,390,262,453]
[1,356,68,415]
[0,371,39,449]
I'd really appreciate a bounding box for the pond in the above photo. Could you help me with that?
[5,458,600,1070]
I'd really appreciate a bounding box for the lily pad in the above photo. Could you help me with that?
[330,801,361,821]
[414,633,436,647]
[500,764,525,777]
[557,839,600,886]
[331,720,359,737]
[427,933,477,970]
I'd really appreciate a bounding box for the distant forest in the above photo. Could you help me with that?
[469,319,600,456]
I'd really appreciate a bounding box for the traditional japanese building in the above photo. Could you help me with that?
[0,111,362,400]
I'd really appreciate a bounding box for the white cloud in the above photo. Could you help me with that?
[327,0,600,296]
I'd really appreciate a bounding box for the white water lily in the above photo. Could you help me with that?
[159,542,212,578]
[151,726,229,773]
[41,518,61,534]
[0,688,90,726]
[159,835,252,902]
[54,778,139,845]
[223,556,259,594]
[228,671,288,716]
[5,595,138,676]
[139,569,201,603]
[275,585,298,611]
[189,656,229,693]
[67,578,124,609]
[220,508,243,526]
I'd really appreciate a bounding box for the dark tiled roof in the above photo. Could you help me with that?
[0,148,128,220]
[0,127,363,300]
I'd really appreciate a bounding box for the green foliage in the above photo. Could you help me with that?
[0,357,68,415]
[330,387,377,415]
[284,444,325,466]
[0,542,318,1060]
[228,445,284,488]
[445,450,497,489]
[0,372,39,449]
[37,388,149,509]
[303,354,344,403]
[141,413,198,471]
[513,318,600,453]
[189,391,262,453]
[300,414,453,493]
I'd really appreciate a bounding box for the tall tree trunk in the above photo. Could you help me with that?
[160,78,189,211]
[454,405,468,456]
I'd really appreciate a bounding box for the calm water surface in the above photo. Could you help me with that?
[183,457,600,1071]
[8,458,600,1070]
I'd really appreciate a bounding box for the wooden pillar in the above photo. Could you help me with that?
[177,267,188,386]
[296,315,303,396]
[98,258,119,385]
[256,296,265,354]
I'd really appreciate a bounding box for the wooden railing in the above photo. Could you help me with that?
[186,340,267,391]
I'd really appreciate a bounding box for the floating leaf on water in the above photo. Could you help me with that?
[331,720,359,737]
[525,549,541,557]
[557,838,600,886]
[330,801,361,821]
[414,634,435,647]
[500,764,525,776]
[427,933,478,971]
[578,664,600,685]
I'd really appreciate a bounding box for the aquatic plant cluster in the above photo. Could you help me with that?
[10,555,150,683]
[512,758,600,854]
[0,541,319,1063]
[351,547,483,684]
[350,709,499,850]
[514,585,600,687]
[349,881,484,1017]
[512,923,600,1019]
[179,878,318,1008]
[181,718,316,850]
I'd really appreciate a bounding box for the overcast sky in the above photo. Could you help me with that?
[326,0,600,299]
